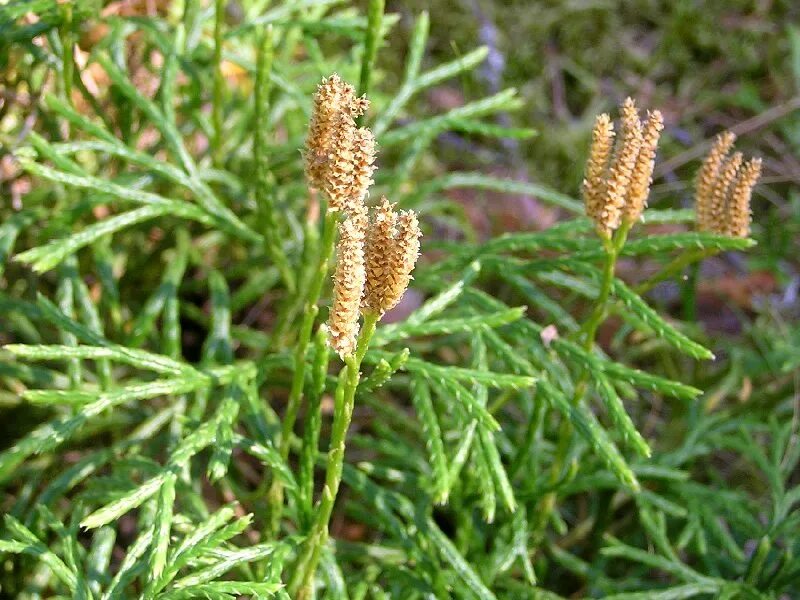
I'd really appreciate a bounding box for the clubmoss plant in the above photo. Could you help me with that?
[0,1,794,599]
[292,79,422,597]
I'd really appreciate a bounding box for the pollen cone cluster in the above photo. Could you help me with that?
[328,199,422,357]
[328,207,368,358]
[695,132,761,238]
[582,98,664,237]
[305,74,375,213]
[363,198,423,316]
[306,75,422,358]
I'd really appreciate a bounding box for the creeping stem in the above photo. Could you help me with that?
[290,312,379,598]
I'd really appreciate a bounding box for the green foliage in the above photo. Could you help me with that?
[0,1,797,599]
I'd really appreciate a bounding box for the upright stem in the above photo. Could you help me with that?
[579,236,618,343]
[290,313,379,598]
[299,327,330,527]
[59,0,74,109]
[267,210,339,536]
[270,209,320,345]
[57,262,81,389]
[535,227,623,534]
[634,248,716,296]
[254,25,295,293]
[745,535,771,586]
[357,0,385,100]
[535,225,718,541]
[681,261,701,322]
[212,0,225,167]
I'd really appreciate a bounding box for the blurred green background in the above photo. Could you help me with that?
[379,0,800,334]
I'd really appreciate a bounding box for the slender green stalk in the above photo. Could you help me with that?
[254,25,295,293]
[745,535,771,585]
[73,276,112,390]
[59,0,74,109]
[267,209,339,536]
[290,312,379,598]
[212,0,225,167]
[535,227,624,534]
[270,211,321,346]
[579,236,618,341]
[57,262,80,389]
[509,389,545,479]
[181,0,202,54]
[631,246,718,324]
[634,248,717,296]
[299,327,331,527]
[681,261,701,322]
[357,0,385,100]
